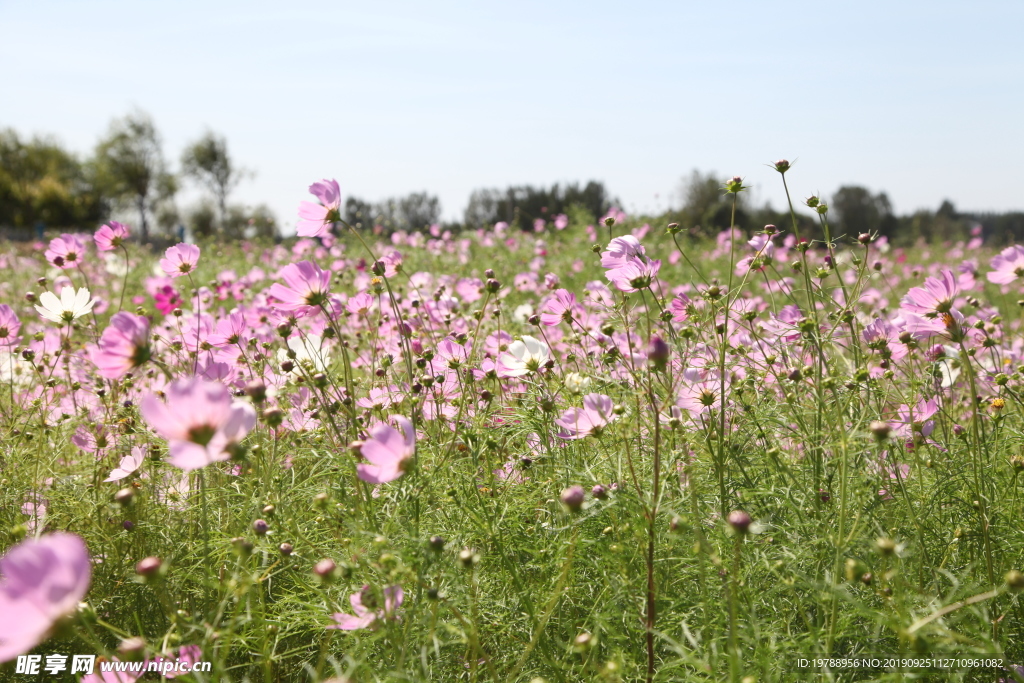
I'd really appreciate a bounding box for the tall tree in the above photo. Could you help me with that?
[181,131,248,229]
[831,185,893,238]
[92,111,170,243]
[0,129,106,230]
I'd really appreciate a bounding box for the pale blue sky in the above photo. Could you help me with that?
[2,0,1022,232]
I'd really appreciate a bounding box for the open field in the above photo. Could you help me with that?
[3,176,1024,682]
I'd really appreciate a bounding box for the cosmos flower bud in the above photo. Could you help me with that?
[253,519,269,536]
[724,176,745,194]
[314,558,337,581]
[485,278,501,293]
[429,535,446,552]
[773,159,790,174]
[875,537,897,556]
[118,636,146,655]
[1006,570,1024,592]
[262,407,284,428]
[136,556,163,579]
[727,510,751,534]
[459,548,479,568]
[232,537,254,557]
[591,484,608,500]
[113,488,134,506]
[666,222,681,234]
[858,233,872,245]
[870,421,891,441]
[560,485,585,512]
[278,542,293,556]
[647,336,669,371]
[603,216,616,227]
[246,381,267,403]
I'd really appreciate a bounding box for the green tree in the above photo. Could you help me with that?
[830,185,893,238]
[181,131,249,229]
[0,129,106,230]
[93,111,172,243]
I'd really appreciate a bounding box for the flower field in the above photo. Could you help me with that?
[3,168,1024,682]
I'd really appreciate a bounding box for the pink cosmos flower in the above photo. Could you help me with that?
[328,585,403,630]
[141,378,256,471]
[89,312,151,379]
[268,261,332,317]
[606,257,661,292]
[0,533,92,662]
[0,304,21,346]
[600,236,646,269]
[357,416,415,484]
[160,244,201,278]
[987,245,1024,285]
[540,289,579,326]
[677,379,723,418]
[105,447,146,482]
[900,309,965,341]
[297,179,342,237]
[862,318,909,361]
[900,270,958,316]
[601,236,660,292]
[346,291,375,316]
[153,285,182,315]
[668,294,691,324]
[94,221,130,251]
[44,234,86,269]
[555,393,616,439]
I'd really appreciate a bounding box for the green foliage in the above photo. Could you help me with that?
[181,131,251,230]
[92,110,174,243]
[464,181,615,230]
[0,128,107,229]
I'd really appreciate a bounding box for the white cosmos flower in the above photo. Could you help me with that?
[512,303,534,324]
[35,286,95,323]
[564,372,591,394]
[277,334,329,373]
[496,335,550,377]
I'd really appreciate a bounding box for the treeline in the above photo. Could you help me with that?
[4,116,1024,245]
[0,111,276,243]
